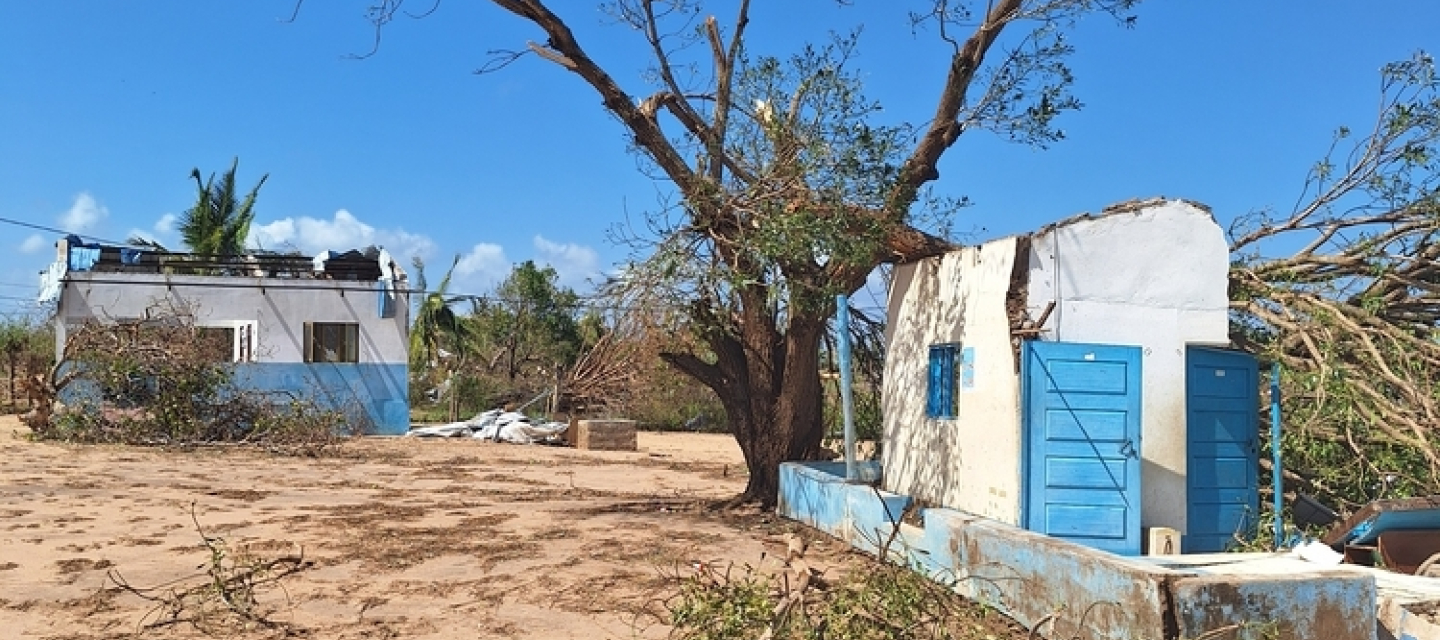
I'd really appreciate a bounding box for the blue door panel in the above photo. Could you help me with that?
[1187,440,1249,456]
[1047,457,1131,489]
[1189,410,1253,441]
[1046,505,1127,538]
[1043,410,1129,441]
[1189,368,1251,397]
[1185,347,1260,553]
[1187,459,1252,488]
[1044,361,1132,394]
[1024,341,1143,556]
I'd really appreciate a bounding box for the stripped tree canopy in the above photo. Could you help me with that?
[313,0,1141,505]
[1230,51,1440,510]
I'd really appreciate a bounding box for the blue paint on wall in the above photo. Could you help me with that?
[53,360,410,435]
[231,363,409,435]
[960,346,975,390]
[778,461,1379,640]
[777,461,907,556]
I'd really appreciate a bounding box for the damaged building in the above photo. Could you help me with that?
[880,198,1256,554]
[38,236,412,434]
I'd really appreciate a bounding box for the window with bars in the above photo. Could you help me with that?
[303,322,359,363]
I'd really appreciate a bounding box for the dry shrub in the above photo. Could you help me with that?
[28,301,349,454]
[666,552,1027,640]
[105,504,313,637]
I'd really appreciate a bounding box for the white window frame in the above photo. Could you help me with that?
[196,321,257,363]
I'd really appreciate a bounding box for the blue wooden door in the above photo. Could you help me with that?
[1023,341,1143,555]
[1185,347,1259,552]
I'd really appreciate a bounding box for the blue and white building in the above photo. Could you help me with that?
[880,198,1250,555]
[39,236,412,435]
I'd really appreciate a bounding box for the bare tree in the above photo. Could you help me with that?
[1230,51,1440,510]
[313,0,1139,505]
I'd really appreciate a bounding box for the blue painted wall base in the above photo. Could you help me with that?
[56,361,410,436]
[232,363,409,435]
[777,461,1377,640]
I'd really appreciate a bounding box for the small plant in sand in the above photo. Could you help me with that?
[104,503,313,636]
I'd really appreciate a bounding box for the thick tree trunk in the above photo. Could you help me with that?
[663,313,827,508]
[480,0,1032,506]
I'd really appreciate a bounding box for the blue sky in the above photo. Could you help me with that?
[1,1,1436,316]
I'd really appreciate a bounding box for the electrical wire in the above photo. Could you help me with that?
[1,214,886,315]
[0,215,134,247]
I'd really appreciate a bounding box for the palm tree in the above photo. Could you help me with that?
[181,158,267,256]
[410,255,468,369]
[411,256,473,420]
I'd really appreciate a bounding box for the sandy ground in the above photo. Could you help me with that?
[0,416,861,639]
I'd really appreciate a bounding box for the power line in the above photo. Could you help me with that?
[58,275,889,316]
[0,215,133,248]
[50,275,686,314]
[2,215,887,315]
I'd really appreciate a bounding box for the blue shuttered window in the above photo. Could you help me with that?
[926,344,960,419]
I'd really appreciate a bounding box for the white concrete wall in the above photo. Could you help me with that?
[883,199,1230,534]
[1025,200,1230,533]
[881,237,1025,525]
[57,274,410,365]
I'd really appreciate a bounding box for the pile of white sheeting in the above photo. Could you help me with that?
[406,409,568,444]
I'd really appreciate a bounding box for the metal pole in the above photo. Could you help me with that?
[1271,362,1284,549]
[837,294,857,482]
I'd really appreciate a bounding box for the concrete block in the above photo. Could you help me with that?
[1380,597,1440,640]
[1172,572,1376,640]
[574,419,637,451]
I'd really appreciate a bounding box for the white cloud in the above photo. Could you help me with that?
[125,214,181,248]
[18,234,47,254]
[153,213,177,235]
[248,209,437,260]
[449,243,510,295]
[250,218,295,249]
[532,235,601,290]
[59,192,108,232]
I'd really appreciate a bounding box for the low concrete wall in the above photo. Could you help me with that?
[1172,573,1376,640]
[917,507,1182,638]
[54,361,410,436]
[777,461,907,556]
[778,461,1378,640]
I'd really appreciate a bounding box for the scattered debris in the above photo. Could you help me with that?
[406,409,568,444]
[1324,496,1440,576]
[104,504,313,636]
